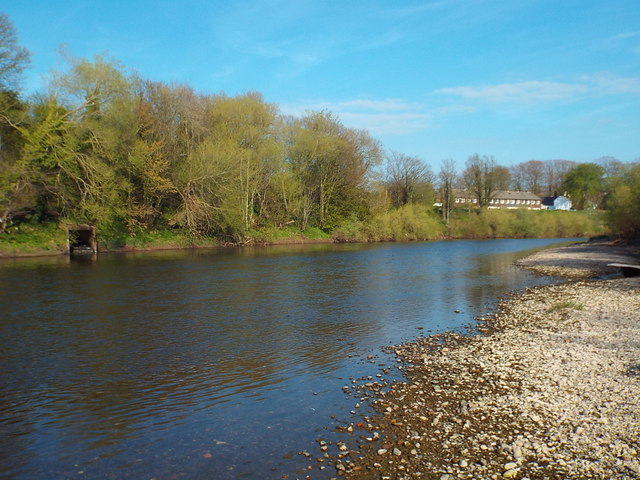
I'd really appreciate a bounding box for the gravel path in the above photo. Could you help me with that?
[330,242,640,480]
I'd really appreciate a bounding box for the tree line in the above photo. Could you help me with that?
[1,13,639,246]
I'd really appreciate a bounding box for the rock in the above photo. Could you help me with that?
[513,446,524,459]
[393,447,402,456]
[377,448,388,455]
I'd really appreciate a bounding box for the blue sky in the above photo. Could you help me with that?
[4,0,640,168]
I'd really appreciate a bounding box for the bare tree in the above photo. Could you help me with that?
[543,159,576,196]
[385,151,434,207]
[0,13,30,91]
[510,160,544,194]
[438,158,457,224]
[463,154,497,207]
[492,165,511,191]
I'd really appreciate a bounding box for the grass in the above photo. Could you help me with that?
[0,221,68,255]
[120,229,214,249]
[547,300,585,313]
[247,225,331,244]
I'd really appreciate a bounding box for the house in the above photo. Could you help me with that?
[452,190,542,210]
[542,195,572,211]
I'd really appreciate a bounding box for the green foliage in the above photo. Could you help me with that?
[548,300,584,313]
[0,221,67,254]
[333,204,444,242]
[121,229,214,249]
[447,208,604,239]
[0,25,629,253]
[606,163,640,240]
[562,163,605,210]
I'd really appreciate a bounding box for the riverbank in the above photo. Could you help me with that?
[0,208,605,259]
[334,242,640,479]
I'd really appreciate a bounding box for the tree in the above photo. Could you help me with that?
[19,55,138,235]
[0,13,30,91]
[206,92,281,235]
[0,90,30,231]
[561,163,605,210]
[510,160,544,193]
[438,158,457,224]
[463,154,497,208]
[492,165,511,191]
[606,162,640,240]
[385,151,433,207]
[287,111,381,229]
[542,159,576,196]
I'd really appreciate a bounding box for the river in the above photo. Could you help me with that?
[0,238,572,479]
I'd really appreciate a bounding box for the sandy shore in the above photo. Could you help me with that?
[331,242,640,480]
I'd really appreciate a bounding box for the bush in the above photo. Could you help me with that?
[447,208,604,239]
[606,164,640,240]
[360,204,444,242]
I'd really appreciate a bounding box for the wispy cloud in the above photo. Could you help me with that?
[280,98,431,135]
[607,31,640,42]
[435,75,640,105]
[436,81,589,103]
[580,73,640,95]
[339,112,431,135]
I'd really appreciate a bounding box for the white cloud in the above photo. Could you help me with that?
[607,31,640,42]
[436,81,589,103]
[280,98,431,136]
[580,73,640,95]
[435,74,640,106]
[339,112,431,135]
[337,99,422,112]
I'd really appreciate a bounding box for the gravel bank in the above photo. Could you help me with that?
[515,240,639,279]
[331,243,640,480]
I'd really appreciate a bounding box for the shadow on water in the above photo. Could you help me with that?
[0,238,576,479]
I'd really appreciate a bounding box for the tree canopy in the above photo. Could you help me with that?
[0,13,637,243]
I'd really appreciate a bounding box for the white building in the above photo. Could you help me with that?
[542,195,572,211]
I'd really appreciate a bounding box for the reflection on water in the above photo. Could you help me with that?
[0,238,572,479]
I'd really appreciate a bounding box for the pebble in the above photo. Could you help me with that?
[328,245,640,480]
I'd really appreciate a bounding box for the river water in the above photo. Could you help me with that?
[0,238,571,479]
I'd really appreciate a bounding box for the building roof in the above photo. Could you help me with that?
[493,190,541,201]
[453,189,541,201]
[542,194,570,205]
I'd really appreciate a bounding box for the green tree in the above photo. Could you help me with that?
[19,55,138,237]
[0,90,30,231]
[288,111,381,229]
[606,162,640,240]
[561,163,605,210]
